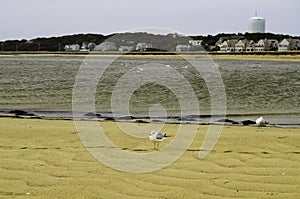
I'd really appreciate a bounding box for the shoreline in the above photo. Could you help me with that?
[1,109,300,128]
[1,51,300,62]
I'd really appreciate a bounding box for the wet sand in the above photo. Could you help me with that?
[0,118,299,198]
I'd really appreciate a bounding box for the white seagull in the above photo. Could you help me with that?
[149,131,168,150]
[255,116,269,130]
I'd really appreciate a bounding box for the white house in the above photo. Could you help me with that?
[278,38,300,51]
[235,40,246,51]
[219,40,238,52]
[136,43,152,51]
[246,40,255,51]
[254,39,266,51]
[64,44,80,52]
[219,40,230,52]
[278,39,290,51]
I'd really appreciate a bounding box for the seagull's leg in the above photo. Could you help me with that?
[257,126,263,132]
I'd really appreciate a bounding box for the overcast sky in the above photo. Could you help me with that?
[1,0,299,41]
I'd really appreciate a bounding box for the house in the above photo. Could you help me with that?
[235,40,246,52]
[278,39,290,51]
[218,39,238,52]
[254,39,266,51]
[278,38,300,51]
[136,43,152,51]
[291,39,300,50]
[215,37,227,48]
[80,42,89,52]
[246,40,255,51]
[176,44,191,52]
[94,41,117,51]
[219,40,229,52]
[64,44,80,52]
[266,39,279,51]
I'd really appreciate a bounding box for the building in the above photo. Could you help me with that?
[248,14,266,33]
[218,39,238,52]
[254,39,266,51]
[278,39,290,51]
[246,40,255,51]
[80,42,89,52]
[64,44,80,52]
[176,44,191,52]
[266,39,279,51]
[278,38,300,51]
[136,43,152,51]
[291,39,300,50]
[219,40,230,52]
[215,38,279,52]
[235,40,246,52]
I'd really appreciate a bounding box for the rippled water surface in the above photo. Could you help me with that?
[0,55,299,125]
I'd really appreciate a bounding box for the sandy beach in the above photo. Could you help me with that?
[1,52,300,62]
[210,54,300,62]
[0,118,299,198]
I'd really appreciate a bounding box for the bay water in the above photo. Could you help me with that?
[0,54,299,127]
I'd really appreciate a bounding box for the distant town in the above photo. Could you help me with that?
[65,36,300,53]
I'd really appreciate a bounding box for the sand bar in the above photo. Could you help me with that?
[0,118,299,198]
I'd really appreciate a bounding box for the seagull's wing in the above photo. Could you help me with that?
[256,117,262,124]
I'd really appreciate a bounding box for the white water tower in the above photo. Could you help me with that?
[248,12,266,33]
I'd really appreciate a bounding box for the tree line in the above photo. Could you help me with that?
[0,32,299,52]
[0,34,110,51]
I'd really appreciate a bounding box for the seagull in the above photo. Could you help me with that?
[255,116,269,130]
[149,131,168,150]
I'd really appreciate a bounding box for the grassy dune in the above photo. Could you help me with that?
[0,118,299,198]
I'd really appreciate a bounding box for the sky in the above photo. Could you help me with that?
[1,0,299,41]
